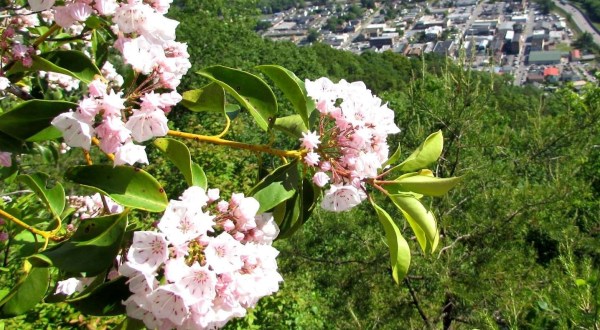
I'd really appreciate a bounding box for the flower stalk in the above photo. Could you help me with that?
[167,130,304,159]
[0,208,60,247]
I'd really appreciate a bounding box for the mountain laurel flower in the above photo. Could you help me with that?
[51,111,93,150]
[125,109,169,142]
[113,141,149,166]
[321,184,365,212]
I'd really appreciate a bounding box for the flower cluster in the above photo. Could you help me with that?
[301,77,400,212]
[119,187,282,329]
[44,0,190,164]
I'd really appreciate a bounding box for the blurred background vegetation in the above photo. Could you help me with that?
[1,0,599,328]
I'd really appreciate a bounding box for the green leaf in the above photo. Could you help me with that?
[0,100,76,141]
[65,165,168,212]
[69,277,130,316]
[382,144,402,168]
[197,66,277,131]
[389,194,439,253]
[393,130,444,173]
[191,163,208,189]
[250,161,299,214]
[0,262,49,317]
[181,83,226,113]
[8,50,101,84]
[391,174,462,196]
[370,201,411,284]
[0,131,27,153]
[115,316,146,330]
[30,212,128,275]
[153,138,207,189]
[10,231,45,259]
[273,114,308,138]
[256,65,314,127]
[91,29,110,67]
[276,178,319,239]
[26,126,63,142]
[17,173,65,219]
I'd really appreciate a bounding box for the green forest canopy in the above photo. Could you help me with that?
[5,0,599,328]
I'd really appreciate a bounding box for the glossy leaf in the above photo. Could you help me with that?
[273,114,308,138]
[69,277,130,316]
[91,29,110,67]
[393,130,444,173]
[26,126,63,142]
[256,65,314,127]
[154,138,207,189]
[197,65,277,131]
[8,50,102,84]
[0,261,49,317]
[382,144,402,168]
[30,212,128,275]
[392,174,463,196]
[65,165,168,212]
[250,160,299,214]
[390,194,439,253]
[17,173,65,219]
[0,131,27,153]
[181,83,225,113]
[276,178,319,239]
[0,100,76,141]
[370,201,411,284]
[10,231,45,259]
[191,163,208,189]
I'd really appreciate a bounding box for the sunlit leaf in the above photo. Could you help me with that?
[392,174,462,196]
[392,130,443,173]
[197,65,277,131]
[17,173,65,219]
[8,50,102,84]
[389,194,439,253]
[65,165,168,212]
[256,65,314,127]
[370,201,411,284]
[181,83,225,113]
[0,261,49,317]
[154,138,207,189]
[273,114,308,138]
[250,160,299,214]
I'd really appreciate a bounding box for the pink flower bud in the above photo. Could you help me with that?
[233,232,244,241]
[222,220,235,232]
[217,200,229,213]
[207,188,220,203]
[312,172,330,187]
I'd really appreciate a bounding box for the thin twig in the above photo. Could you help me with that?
[404,278,432,328]
[437,234,471,259]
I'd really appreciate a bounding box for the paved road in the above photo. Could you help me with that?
[514,8,536,85]
[553,0,600,44]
